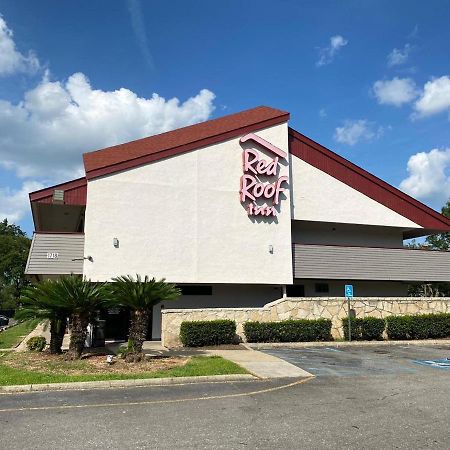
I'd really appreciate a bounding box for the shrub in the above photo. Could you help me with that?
[179,320,237,347]
[386,313,450,340]
[243,319,332,343]
[342,317,385,341]
[26,336,46,352]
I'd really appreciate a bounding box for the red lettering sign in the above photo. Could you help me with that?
[239,134,289,217]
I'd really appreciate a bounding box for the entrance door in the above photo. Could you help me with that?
[146,312,153,340]
[101,308,130,340]
[286,284,305,297]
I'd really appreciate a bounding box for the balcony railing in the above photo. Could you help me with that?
[293,243,450,282]
[25,232,85,276]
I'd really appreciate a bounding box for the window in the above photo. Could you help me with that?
[315,283,329,294]
[178,285,212,296]
[286,284,305,297]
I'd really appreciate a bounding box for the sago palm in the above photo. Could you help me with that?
[16,279,70,354]
[109,275,180,356]
[58,276,107,359]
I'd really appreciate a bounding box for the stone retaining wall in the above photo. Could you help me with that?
[161,297,450,347]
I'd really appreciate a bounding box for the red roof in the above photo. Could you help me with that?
[289,128,450,237]
[29,177,87,205]
[28,106,450,238]
[83,106,290,179]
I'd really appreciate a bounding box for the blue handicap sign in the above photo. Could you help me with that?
[345,285,353,298]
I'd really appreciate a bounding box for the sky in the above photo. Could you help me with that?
[1,0,450,236]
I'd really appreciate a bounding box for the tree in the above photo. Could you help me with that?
[17,276,107,358]
[16,280,70,354]
[407,200,450,297]
[108,275,180,360]
[0,219,31,310]
[426,200,450,250]
[60,276,107,360]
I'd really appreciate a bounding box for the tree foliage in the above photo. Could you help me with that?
[0,219,31,309]
[426,200,450,250]
[17,276,107,357]
[17,279,71,354]
[407,200,450,296]
[108,275,180,357]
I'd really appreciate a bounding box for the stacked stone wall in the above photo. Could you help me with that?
[161,297,450,347]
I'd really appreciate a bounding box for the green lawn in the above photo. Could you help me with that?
[0,319,41,349]
[0,355,247,386]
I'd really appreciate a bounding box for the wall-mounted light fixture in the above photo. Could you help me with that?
[71,256,93,262]
[269,245,274,254]
[113,238,119,248]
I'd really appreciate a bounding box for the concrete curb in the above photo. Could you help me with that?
[0,374,256,394]
[246,339,450,349]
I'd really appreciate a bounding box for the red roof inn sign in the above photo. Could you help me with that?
[239,133,289,217]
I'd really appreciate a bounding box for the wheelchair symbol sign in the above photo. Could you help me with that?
[345,285,353,298]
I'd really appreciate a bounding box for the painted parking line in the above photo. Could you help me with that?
[413,359,450,370]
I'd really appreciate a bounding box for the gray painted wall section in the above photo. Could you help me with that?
[293,244,450,282]
[25,233,85,275]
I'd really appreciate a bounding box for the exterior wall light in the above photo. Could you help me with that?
[113,238,119,248]
[269,245,274,254]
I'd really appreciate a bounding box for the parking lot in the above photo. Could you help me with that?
[261,343,450,377]
[1,344,450,449]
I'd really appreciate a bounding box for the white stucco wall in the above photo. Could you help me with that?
[83,122,293,284]
[151,283,282,339]
[290,156,422,229]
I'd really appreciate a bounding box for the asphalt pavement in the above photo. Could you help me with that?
[260,343,450,377]
[0,344,449,449]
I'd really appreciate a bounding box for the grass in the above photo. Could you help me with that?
[0,354,247,386]
[0,319,41,349]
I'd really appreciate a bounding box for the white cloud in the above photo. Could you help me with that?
[334,119,378,146]
[0,14,217,227]
[399,148,450,204]
[372,77,418,107]
[0,72,216,179]
[0,15,39,76]
[316,35,348,67]
[413,76,450,118]
[0,181,44,222]
[319,108,327,118]
[387,44,411,67]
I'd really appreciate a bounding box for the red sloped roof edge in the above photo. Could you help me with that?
[29,177,87,205]
[289,127,450,233]
[83,107,290,180]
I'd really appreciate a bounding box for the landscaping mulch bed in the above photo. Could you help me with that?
[2,351,189,376]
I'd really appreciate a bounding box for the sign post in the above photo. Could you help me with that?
[345,285,353,342]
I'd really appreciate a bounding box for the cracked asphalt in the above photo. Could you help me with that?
[0,344,449,449]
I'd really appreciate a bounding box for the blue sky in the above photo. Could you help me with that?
[1,0,450,236]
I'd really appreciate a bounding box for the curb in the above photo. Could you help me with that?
[246,339,450,349]
[0,374,256,394]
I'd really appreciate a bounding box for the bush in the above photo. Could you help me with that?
[243,319,332,343]
[342,317,385,341]
[26,336,46,352]
[179,320,237,347]
[386,313,450,340]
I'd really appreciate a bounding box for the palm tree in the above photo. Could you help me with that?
[58,276,107,359]
[108,275,180,358]
[18,276,107,359]
[16,280,70,354]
